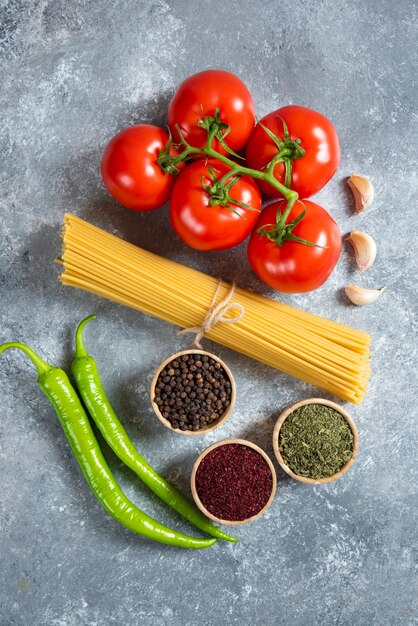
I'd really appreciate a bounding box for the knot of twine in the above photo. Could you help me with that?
[177,281,244,349]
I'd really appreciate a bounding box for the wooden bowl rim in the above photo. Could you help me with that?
[191,438,277,525]
[150,349,236,436]
[272,398,359,485]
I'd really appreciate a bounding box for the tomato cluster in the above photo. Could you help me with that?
[101,70,342,293]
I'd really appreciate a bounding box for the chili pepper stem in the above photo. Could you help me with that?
[75,314,96,357]
[0,342,51,377]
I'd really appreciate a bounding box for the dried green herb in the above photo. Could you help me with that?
[278,404,354,479]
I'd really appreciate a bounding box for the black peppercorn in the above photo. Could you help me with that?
[154,353,233,431]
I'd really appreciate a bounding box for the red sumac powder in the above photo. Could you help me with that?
[195,443,273,521]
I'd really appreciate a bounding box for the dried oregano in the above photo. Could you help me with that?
[278,404,354,479]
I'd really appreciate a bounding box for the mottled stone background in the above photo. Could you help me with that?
[0,1,417,624]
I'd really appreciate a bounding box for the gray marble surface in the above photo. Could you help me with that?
[1,1,417,624]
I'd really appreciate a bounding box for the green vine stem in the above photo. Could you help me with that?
[158,110,305,241]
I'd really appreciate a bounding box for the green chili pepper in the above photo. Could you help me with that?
[0,342,216,549]
[72,315,237,543]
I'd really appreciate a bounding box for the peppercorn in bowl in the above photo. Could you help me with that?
[150,350,236,435]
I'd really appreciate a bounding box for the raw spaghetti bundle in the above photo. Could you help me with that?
[59,214,371,404]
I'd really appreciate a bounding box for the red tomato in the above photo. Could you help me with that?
[168,70,255,155]
[245,105,340,198]
[247,200,341,293]
[101,125,180,211]
[170,160,261,251]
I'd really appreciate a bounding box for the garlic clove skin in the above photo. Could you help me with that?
[345,285,386,306]
[347,174,374,213]
[346,231,377,272]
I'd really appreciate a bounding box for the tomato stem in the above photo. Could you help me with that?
[205,126,219,151]
[204,146,295,201]
[201,166,259,216]
[159,117,306,242]
[161,121,297,202]
[258,201,326,248]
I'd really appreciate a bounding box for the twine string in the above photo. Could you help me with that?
[177,280,244,349]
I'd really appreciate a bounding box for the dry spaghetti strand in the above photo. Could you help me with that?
[59,214,371,404]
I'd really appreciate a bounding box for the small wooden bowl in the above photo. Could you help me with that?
[150,349,236,436]
[191,438,277,525]
[272,398,359,484]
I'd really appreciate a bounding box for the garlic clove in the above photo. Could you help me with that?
[345,284,386,306]
[347,174,374,213]
[346,231,377,272]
